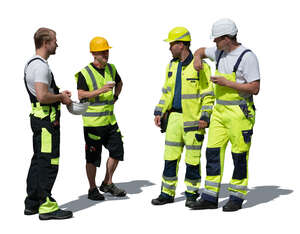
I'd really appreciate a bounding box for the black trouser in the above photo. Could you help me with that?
[25,115,60,210]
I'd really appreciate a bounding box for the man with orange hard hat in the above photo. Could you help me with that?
[75,37,126,200]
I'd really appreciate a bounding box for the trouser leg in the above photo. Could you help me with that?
[25,117,60,214]
[201,110,229,203]
[161,113,184,197]
[184,131,204,197]
[228,110,254,202]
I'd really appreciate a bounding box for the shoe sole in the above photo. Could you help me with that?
[190,206,218,210]
[151,200,174,206]
[222,207,241,212]
[88,196,105,201]
[39,213,73,220]
[24,210,38,215]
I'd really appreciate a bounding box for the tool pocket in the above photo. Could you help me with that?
[242,129,253,143]
[195,133,204,142]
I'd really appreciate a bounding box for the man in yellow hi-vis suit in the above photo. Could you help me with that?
[75,37,126,200]
[152,27,215,207]
[189,18,260,212]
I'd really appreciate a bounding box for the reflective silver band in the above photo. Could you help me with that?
[162,182,176,190]
[187,186,199,192]
[155,106,163,112]
[182,94,201,99]
[85,66,100,102]
[159,100,165,105]
[184,121,199,127]
[200,91,214,98]
[165,141,184,147]
[89,100,114,106]
[83,111,113,117]
[229,191,246,200]
[201,105,213,110]
[216,99,246,105]
[176,32,190,41]
[205,181,220,188]
[186,145,202,150]
[229,184,248,191]
[163,176,178,181]
[203,189,219,197]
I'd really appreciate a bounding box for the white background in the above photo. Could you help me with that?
[1,0,299,233]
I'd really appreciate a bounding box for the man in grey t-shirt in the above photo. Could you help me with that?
[188,19,260,212]
[24,28,73,220]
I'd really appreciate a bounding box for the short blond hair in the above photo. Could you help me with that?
[34,27,56,49]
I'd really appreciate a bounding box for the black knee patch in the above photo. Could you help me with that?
[232,152,247,179]
[163,160,178,177]
[185,163,201,180]
[206,148,221,176]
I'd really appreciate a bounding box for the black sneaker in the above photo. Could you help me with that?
[88,187,105,201]
[151,194,174,205]
[189,198,218,210]
[222,200,242,212]
[24,208,38,215]
[99,182,126,197]
[39,209,73,220]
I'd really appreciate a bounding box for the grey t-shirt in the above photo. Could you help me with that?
[24,55,54,96]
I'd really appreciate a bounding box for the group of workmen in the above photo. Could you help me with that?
[24,18,260,220]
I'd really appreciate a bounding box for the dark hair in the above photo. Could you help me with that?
[34,28,56,49]
[225,34,237,42]
[174,41,190,48]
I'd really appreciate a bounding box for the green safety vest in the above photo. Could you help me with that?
[155,58,215,132]
[75,63,117,127]
[24,57,61,122]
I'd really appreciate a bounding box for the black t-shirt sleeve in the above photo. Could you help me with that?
[115,69,122,84]
[77,72,89,91]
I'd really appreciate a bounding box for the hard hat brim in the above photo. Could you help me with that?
[90,46,112,52]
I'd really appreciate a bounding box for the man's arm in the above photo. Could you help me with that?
[210,77,260,95]
[35,82,72,105]
[194,47,207,71]
[77,83,115,100]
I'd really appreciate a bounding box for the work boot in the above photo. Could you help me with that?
[24,208,38,215]
[151,194,174,205]
[222,200,242,212]
[185,196,198,208]
[88,187,105,201]
[39,209,73,220]
[189,198,218,210]
[100,182,126,197]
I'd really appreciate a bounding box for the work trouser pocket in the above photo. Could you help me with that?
[242,129,253,143]
[195,134,204,142]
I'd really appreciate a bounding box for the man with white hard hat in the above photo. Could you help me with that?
[189,18,260,211]
[75,36,126,200]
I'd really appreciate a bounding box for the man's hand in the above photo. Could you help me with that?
[199,120,208,129]
[61,90,72,105]
[99,83,115,94]
[154,115,161,127]
[193,56,203,71]
[210,76,229,87]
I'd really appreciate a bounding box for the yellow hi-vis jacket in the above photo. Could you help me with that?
[154,57,215,132]
[75,63,117,127]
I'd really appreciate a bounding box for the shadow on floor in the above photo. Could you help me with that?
[60,180,155,213]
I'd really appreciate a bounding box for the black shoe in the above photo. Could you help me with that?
[185,196,198,208]
[222,200,242,212]
[88,187,105,201]
[189,198,218,210]
[24,208,38,215]
[39,209,73,220]
[151,194,174,205]
[100,182,126,197]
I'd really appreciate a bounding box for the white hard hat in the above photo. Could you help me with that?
[211,18,238,39]
[67,101,89,115]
